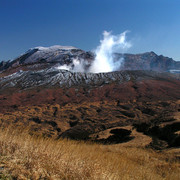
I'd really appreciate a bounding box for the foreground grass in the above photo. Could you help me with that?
[0,128,179,180]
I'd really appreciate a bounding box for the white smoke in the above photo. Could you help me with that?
[72,58,88,72]
[89,31,131,73]
[57,58,87,72]
[57,30,131,73]
[57,64,71,71]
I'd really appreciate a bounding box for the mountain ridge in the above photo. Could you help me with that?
[0,46,180,75]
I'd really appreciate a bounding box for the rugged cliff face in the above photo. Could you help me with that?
[0,46,180,149]
[120,52,180,72]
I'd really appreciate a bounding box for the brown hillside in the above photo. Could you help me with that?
[0,78,180,149]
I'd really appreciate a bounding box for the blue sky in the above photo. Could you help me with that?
[0,0,180,61]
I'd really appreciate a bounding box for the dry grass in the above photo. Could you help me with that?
[0,128,179,180]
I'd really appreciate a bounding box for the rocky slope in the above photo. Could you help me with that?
[1,67,179,91]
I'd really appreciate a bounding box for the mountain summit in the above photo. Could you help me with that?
[0,46,93,74]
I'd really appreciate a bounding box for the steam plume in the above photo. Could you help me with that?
[57,58,86,72]
[57,30,131,73]
[89,31,131,73]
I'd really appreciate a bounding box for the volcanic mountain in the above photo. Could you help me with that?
[0,45,180,149]
[0,45,180,75]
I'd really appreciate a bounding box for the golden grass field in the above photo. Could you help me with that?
[0,127,179,180]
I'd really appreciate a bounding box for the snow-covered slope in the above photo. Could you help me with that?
[19,45,78,64]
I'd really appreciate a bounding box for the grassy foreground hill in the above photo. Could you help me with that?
[0,127,179,180]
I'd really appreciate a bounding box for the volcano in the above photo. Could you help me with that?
[1,45,180,74]
[0,46,180,149]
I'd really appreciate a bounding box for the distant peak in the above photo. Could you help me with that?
[138,51,156,56]
[149,51,157,55]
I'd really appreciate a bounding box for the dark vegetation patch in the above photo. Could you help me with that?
[134,122,180,148]
[132,85,138,90]
[69,120,78,127]
[10,104,18,109]
[160,102,170,107]
[53,107,58,117]
[56,128,61,132]
[141,108,155,116]
[110,128,131,136]
[60,123,95,140]
[96,108,102,113]
[119,110,135,118]
[116,115,126,119]
[29,117,41,124]
[69,114,78,120]
[44,120,57,127]
[97,128,133,144]
[117,103,131,110]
